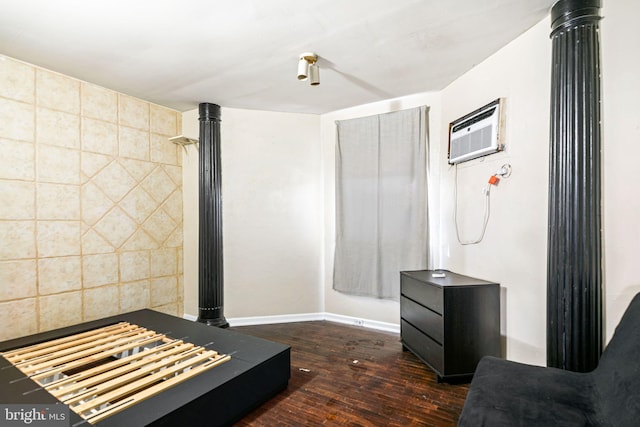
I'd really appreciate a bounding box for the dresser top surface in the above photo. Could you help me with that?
[401,270,498,287]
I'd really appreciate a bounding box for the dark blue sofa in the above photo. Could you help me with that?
[458,292,640,426]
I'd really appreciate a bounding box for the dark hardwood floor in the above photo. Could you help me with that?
[231,321,469,426]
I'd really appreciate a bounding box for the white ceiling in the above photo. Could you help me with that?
[0,0,555,114]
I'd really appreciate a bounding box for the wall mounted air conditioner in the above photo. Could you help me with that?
[448,98,505,164]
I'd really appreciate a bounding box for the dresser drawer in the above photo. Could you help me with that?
[401,319,443,373]
[400,296,443,344]
[401,274,443,314]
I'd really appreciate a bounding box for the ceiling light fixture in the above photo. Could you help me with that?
[297,52,319,86]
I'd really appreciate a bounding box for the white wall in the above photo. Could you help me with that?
[438,18,551,364]
[181,107,323,319]
[180,1,640,367]
[601,0,640,338]
[435,1,640,365]
[320,92,443,325]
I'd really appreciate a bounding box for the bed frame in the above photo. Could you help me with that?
[0,309,290,426]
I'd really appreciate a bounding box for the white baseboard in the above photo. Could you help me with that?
[227,312,325,326]
[182,312,400,334]
[323,313,400,334]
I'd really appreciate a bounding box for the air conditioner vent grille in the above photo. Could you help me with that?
[448,99,504,164]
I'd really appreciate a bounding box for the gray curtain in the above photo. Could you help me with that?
[333,106,429,300]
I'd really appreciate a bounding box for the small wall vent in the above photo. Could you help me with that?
[448,98,505,164]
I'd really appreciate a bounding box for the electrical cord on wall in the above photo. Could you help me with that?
[453,163,511,245]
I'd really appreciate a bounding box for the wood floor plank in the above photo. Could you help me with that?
[231,321,469,426]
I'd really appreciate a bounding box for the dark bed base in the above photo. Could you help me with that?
[0,309,290,427]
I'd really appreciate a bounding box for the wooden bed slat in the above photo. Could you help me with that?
[44,340,188,392]
[60,343,200,405]
[87,354,232,424]
[29,334,171,382]
[71,349,218,413]
[7,324,139,363]
[17,330,161,375]
[14,326,150,371]
[1,323,130,360]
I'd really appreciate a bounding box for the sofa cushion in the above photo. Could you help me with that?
[458,356,602,426]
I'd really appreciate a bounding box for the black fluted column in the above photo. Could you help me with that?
[197,103,228,328]
[547,0,602,371]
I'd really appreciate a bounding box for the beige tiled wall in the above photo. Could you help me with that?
[0,55,183,341]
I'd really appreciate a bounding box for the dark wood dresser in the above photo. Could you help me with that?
[400,269,500,382]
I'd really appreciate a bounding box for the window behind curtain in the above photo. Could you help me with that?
[333,106,429,300]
